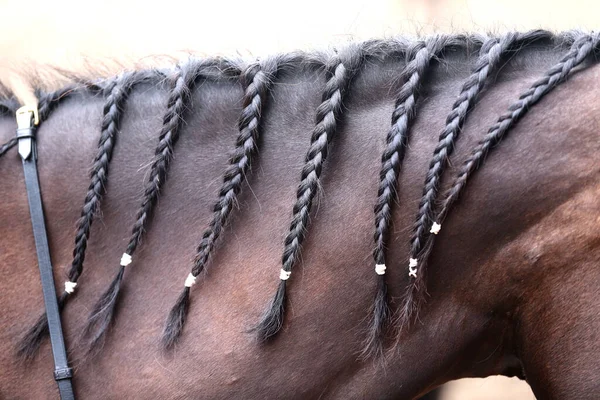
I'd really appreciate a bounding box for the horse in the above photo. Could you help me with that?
[0,30,598,399]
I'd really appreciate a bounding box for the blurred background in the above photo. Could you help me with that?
[0,0,595,397]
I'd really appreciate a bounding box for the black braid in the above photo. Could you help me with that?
[372,41,430,267]
[254,50,363,342]
[0,137,17,158]
[37,81,104,122]
[161,58,279,349]
[398,33,521,327]
[37,86,77,121]
[410,33,518,263]
[191,61,277,276]
[16,71,157,359]
[416,33,599,282]
[69,73,139,283]
[83,63,200,351]
[365,38,449,359]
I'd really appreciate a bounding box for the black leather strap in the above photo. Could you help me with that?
[17,110,75,400]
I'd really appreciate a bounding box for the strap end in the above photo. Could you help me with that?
[16,106,38,161]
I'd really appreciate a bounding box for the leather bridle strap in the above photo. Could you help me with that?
[16,106,75,400]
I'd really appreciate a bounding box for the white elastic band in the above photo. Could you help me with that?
[64,281,77,294]
[279,269,291,280]
[430,222,442,235]
[184,273,197,288]
[375,264,386,275]
[120,253,132,267]
[408,258,418,278]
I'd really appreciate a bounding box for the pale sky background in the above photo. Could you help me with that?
[1,0,594,398]
[1,0,598,102]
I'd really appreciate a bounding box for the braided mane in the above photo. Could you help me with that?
[1,30,597,359]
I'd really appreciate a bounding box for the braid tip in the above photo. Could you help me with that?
[395,276,428,336]
[17,292,68,360]
[161,287,191,350]
[83,265,125,351]
[361,274,390,360]
[252,279,287,342]
[395,284,419,334]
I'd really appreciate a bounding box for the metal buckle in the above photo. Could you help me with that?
[16,105,39,129]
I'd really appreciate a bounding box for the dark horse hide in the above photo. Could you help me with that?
[0,31,598,399]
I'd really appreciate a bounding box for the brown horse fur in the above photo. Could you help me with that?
[0,31,598,399]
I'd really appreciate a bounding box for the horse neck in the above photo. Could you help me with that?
[0,39,598,398]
